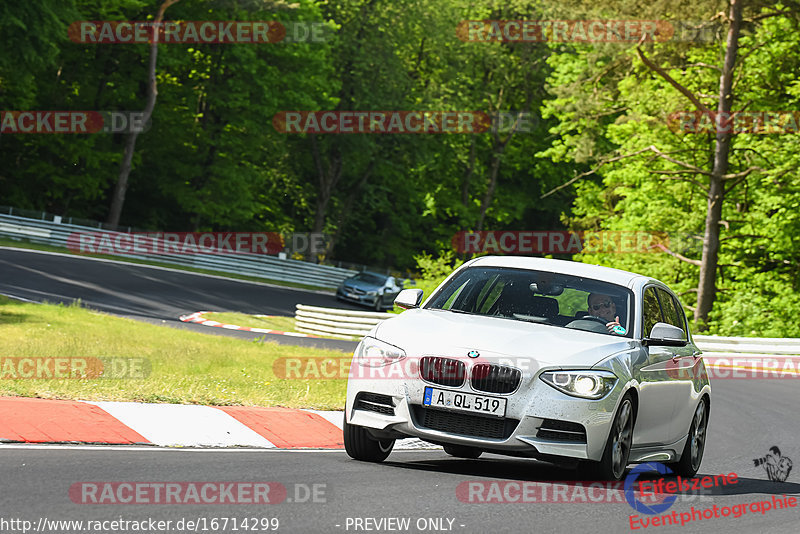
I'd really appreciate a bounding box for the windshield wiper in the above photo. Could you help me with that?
[429,307,479,315]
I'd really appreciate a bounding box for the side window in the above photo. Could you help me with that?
[672,293,690,336]
[657,288,685,336]
[642,287,662,337]
[554,288,588,316]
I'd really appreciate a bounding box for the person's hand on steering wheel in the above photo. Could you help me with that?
[583,314,623,334]
[605,315,621,333]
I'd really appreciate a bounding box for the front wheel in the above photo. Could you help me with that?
[343,418,394,462]
[587,393,634,480]
[668,398,708,477]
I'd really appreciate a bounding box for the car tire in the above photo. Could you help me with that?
[443,445,482,459]
[588,393,635,481]
[343,417,394,462]
[373,295,383,312]
[667,398,708,477]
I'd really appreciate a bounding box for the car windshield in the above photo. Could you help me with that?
[425,266,634,337]
[351,273,385,285]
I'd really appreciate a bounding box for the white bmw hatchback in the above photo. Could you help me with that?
[343,256,711,480]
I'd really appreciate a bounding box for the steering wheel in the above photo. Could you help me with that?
[580,315,610,326]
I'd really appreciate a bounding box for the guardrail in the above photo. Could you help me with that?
[290,306,800,353]
[693,335,800,357]
[294,304,393,339]
[0,213,358,289]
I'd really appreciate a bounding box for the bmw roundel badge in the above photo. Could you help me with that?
[468,350,480,358]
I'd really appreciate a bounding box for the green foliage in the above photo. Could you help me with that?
[540,2,800,336]
[412,250,464,299]
[2,0,800,336]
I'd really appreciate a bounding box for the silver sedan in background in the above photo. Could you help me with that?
[336,271,403,311]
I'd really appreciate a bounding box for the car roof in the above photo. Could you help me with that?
[467,255,653,288]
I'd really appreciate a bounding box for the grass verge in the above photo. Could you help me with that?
[0,296,348,409]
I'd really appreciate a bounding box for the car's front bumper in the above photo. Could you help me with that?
[345,362,627,462]
[337,289,379,307]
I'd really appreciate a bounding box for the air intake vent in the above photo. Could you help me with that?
[411,406,518,440]
[536,419,587,443]
[355,392,395,416]
[470,364,521,394]
[420,357,466,387]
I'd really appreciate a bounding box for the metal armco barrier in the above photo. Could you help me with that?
[294,304,393,339]
[693,335,800,357]
[0,213,357,289]
[291,305,800,350]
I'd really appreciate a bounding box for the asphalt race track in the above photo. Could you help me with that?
[1,246,799,533]
[2,380,800,534]
[0,247,359,351]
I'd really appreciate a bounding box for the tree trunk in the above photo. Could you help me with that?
[476,144,505,232]
[694,0,742,329]
[461,138,477,214]
[326,162,374,258]
[106,0,180,227]
[309,135,342,235]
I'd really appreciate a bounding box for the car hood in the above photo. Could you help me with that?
[373,308,635,370]
[342,281,382,291]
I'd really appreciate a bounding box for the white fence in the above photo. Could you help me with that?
[0,213,357,289]
[294,304,392,339]
[291,306,800,354]
[693,335,800,361]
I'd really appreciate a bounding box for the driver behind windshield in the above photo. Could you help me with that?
[587,293,623,334]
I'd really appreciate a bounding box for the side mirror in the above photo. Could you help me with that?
[643,322,687,347]
[395,288,423,310]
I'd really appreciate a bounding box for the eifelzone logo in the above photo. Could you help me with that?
[624,463,738,515]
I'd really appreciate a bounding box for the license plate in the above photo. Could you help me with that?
[423,387,506,417]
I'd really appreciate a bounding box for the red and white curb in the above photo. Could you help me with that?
[0,397,436,450]
[179,311,319,338]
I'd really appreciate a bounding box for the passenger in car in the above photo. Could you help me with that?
[587,293,624,334]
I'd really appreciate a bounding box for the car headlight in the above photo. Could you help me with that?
[356,337,406,367]
[366,290,377,296]
[539,370,617,399]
